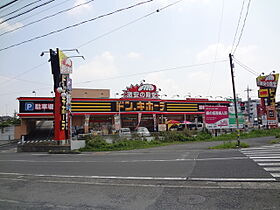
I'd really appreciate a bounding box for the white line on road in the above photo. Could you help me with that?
[253,159,280,162]
[188,177,276,182]
[271,173,280,178]
[264,167,280,172]
[0,156,249,163]
[258,163,280,166]
[0,172,187,181]
[249,156,280,159]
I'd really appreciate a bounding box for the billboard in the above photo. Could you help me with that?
[122,83,160,99]
[256,74,279,88]
[205,106,229,129]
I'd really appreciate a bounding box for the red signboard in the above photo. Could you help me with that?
[205,106,229,129]
[122,83,160,99]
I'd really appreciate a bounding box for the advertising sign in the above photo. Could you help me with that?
[205,106,229,129]
[256,73,279,88]
[20,101,54,113]
[266,105,278,127]
[122,83,160,99]
[258,89,269,98]
[58,50,73,74]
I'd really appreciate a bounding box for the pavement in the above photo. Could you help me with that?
[1,136,280,209]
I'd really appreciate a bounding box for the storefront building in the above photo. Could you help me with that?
[16,83,230,138]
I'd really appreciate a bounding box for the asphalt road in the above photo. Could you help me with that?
[1,136,280,209]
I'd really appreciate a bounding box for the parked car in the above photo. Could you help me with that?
[119,128,131,137]
[136,127,150,137]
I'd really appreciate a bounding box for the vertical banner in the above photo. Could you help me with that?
[153,114,157,131]
[136,113,142,129]
[114,114,121,130]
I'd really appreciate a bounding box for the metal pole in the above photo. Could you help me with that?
[229,53,240,146]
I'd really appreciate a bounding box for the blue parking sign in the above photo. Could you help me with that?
[25,102,34,111]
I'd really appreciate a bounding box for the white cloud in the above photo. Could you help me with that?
[196,43,258,63]
[68,0,93,15]
[127,52,141,59]
[0,18,23,32]
[72,51,119,85]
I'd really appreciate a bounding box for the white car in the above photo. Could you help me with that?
[136,127,150,137]
[119,128,131,137]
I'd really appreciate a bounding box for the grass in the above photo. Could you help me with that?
[270,139,280,144]
[209,141,249,149]
[79,128,280,152]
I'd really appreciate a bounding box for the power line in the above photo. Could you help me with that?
[232,0,252,55]
[0,0,44,19]
[0,0,184,88]
[0,0,155,52]
[0,0,19,10]
[0,0,55,25]
[233,57,259,76]
[207,0,224,95]
[75,60,227,85]
[0,61,48,87]
[1,0,71,29]
[0,0,95,37]
[0,59,227,96]
[230,0,245,53]
[77,0,185,49]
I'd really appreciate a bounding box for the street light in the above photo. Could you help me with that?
[172,94,180,98]
[184,94,191,98]
[115,93,119,98]
[206,95,213,98]
[195,95,202,98]
[161,94,167,98]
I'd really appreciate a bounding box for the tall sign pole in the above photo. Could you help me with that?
[229,53,240,146]
[49,48,73,145]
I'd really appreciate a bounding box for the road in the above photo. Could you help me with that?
[1,136,280,209]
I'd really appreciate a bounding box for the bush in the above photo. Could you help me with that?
[85,135,108,149]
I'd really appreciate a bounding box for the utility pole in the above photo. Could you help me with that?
[229,53,240,146]
[244,85,253,124]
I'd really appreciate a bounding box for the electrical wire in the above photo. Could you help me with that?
[207,0,224,95]
[232,0,252,55]
[0,0,95,37]
[0,0,19,10]
[0,0,185,89]
[75,59,227,84]
[77,0,185,49]
[0,0,55,25]
[230,0,245,53]
[0,0,44,19]
[233,57,259,76]
[0,59,227,96]
[0,61,48,87]
[0,0,154,52]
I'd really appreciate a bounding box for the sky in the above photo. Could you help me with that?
[0,0,280,116]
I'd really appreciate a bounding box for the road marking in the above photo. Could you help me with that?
[253,159,280,162]
[189,177,276,182]
[271,173,280,178]
[240,144,280,179]
[0,172,186,181]
[0,198,20,204]
[258,163,280,166]
[0,156,249,163]
[264,167,280,172]
[249,156,280,159]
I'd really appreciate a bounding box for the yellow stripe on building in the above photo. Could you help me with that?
[71,102,111,105]
[71,106,111,108]
[71,109,111,111]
